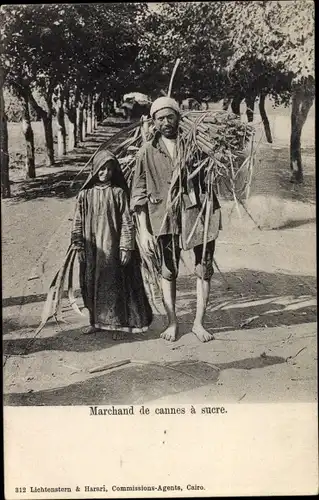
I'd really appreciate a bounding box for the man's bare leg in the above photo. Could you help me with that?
[160,277,178,341]
[192,278,214,342]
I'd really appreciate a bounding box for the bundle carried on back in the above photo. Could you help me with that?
[105,109,255,199]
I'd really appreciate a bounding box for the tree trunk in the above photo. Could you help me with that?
[92,94,98,130]
[42,113,54,165]
[54,87,67,157]
[103,97,108,117]
[290,85,314,183]
[222,97,231,111]
[91,95,95,130]
[65,89,77,152]
[28,89,54,165]
[259,92,272,143]
[231,95,243,115]
[82,105,87,140]
[20,93,36,179]
[87,94,92,134]
[245,94,256,123]
[76,102,84,143]
[101,97,105,120]
[97,96,103,123]
[67,109,77,151]
[55,87,66,157]
[0,78,10,198]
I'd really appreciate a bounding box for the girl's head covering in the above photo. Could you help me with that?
[92,149,115,177]
[81,148,129,194]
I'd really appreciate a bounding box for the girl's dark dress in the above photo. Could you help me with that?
[71,150,153,333]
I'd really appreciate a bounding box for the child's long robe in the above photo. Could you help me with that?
[71,184,153,332]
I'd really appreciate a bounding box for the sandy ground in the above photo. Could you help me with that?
[2,119,317,406]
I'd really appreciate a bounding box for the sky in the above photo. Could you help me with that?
[147,3,163,13]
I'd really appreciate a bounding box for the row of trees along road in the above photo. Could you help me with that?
[0,1,314,198]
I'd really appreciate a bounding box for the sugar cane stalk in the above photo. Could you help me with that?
[167,58,181,98]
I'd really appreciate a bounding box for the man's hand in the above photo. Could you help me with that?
[120,249,131,266]
[135,207,155,256]
[138,230,156,256]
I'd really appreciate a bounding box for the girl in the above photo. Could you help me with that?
[71,149,153,338]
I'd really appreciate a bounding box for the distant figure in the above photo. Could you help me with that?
[71,149,153,338]
[181,98,201,111]
[121,100,150,120]
[121,100,134,119]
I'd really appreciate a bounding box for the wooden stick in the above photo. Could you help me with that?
[88,359,131,374]
[167,58,181,97]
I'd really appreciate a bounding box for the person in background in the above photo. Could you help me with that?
[130,97,221,343]
[71,149,153,339]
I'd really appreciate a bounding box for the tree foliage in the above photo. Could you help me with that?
[1,4,146,100]
[225,0,314,81]
[0,1,315,189]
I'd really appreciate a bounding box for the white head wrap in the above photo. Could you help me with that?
[150,97,180,118]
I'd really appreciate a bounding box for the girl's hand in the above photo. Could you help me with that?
[77,249,85,263]
[120,249,131,266]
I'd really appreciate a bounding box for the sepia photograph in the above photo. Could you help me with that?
[1,1,317,497]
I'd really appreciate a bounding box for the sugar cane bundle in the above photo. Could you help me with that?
[178,110,255,208]
[180,110,254,182]
[109,110,256,229]
[33,245,85,337]
[105,110,255,195]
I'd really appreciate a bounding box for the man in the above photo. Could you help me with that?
[130,97,221,343]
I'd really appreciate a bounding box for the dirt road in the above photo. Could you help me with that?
[2,121,317,405]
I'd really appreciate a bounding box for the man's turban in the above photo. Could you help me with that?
[150,97,180,118]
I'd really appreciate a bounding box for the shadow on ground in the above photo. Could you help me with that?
[9,170,89,201]
[3,270,316,356]
[177,271,316,333]
[7,121,132,202]
[3,355,286,406]
[273,218,316,230]
[3,324,150,356]
[3,289,82,309]
[252,145,315,205]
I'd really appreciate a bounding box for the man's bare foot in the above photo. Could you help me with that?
[82,325,100,335]
[192,323,214,342]
[112,331,127,341]
[160,324,178,342]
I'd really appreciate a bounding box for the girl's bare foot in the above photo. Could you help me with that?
[82,325,100,335]
[160,323,178,342]
[192,323,214,342]
[112,331,127,341]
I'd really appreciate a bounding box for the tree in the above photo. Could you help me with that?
[1,6,38,178]
[1,3,147,176]
[0,67,10,197]
[136,3,230,102]
[223,0,315,182]
[142,1,314,183]
[53,85,67,157]
[1,5,62,168]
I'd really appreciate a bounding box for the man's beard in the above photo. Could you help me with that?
[162,127,178,139]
